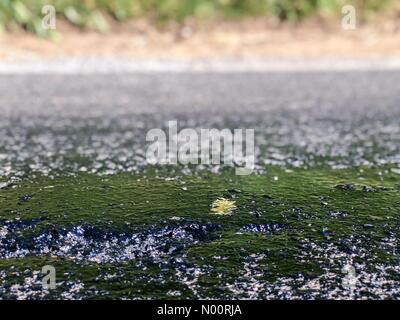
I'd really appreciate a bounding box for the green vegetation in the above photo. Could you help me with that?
[2,165,399,231]
[0,0,393,36]
[1,165,400,298]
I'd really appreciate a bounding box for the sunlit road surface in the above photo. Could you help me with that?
[1,59,400,299]
[1,61,400,176]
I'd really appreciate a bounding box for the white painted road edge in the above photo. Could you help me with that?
[1,58,400,73]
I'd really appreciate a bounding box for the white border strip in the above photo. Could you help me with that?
[1,58,400,74]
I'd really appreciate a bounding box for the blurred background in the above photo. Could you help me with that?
[0,0,399,59]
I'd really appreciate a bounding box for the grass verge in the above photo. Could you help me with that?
[0,0,393,36]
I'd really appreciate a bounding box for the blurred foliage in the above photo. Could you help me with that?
[0,0,394,36]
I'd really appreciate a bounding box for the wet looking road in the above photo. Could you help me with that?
[0,70,400,299]
[1,71,400,176]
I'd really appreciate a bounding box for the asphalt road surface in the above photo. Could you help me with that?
[1,70,399,176]
[1,67,400,299]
